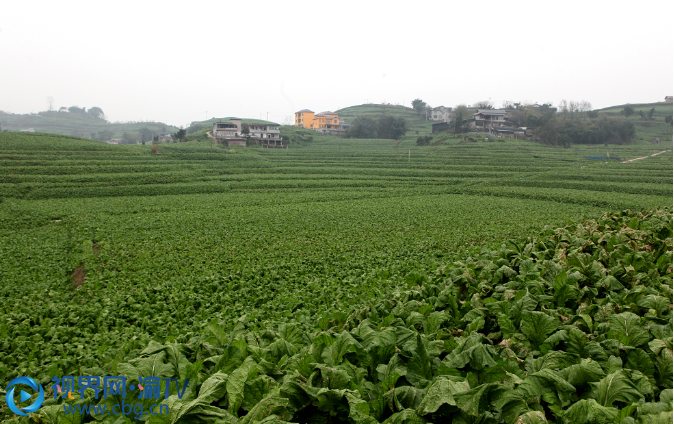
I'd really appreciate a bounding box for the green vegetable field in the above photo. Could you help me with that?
[0,132,672,423]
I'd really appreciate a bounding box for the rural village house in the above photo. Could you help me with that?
[294,110,346,135]
[470,109,507,128]
[429,106,452,122]
[212,119,283,147]
[158,133,173,142]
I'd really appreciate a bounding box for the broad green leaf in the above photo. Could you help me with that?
[382,408,429,424]
[384,386,425,412]
[238,396,291,424]
[416,377,470,415]
[422,311,448,335]
[206,321,228,346]
[498,314,517,338]
[345,393,378,424]
[529,351,577,372]
[213,345,244,374]
[312,364,352,390]
[465,317,485,334]
[625,349,655,378]
[322,331,365,366]
[509,293,538,327]
[564,399,618,424]
[515,411,548,424]
[558,358,605,387]
[278,323,309,346]
[227,356,258,414]
[520,311,559,349]
[590,370,644,407]
[406,334,432,387]
[444,343,497,370]
[607,312,650,347]
[454,383,506,417]
[241,375,276,411]
[567,328,608,361]
[638,411,674,424]
[516,369,576,399]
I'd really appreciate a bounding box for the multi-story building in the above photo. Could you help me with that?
[294,110,344,135]
[295,110,315,128]
[470,109,507,129]
[212,119,283,147]
[430,106,452,122]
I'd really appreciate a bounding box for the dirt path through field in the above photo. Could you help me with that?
[621,150,671,163]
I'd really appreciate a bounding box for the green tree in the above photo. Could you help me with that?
[88,107,105,120]
[68,106,86,114]
[537,115,635,146]
[416,136,432,146]
[622,106,634,118]
[411,99,427,115]
[241,124,250,136]
[588,110,599,118]
[452,104,471,133]
[648,107,655,120]
[345,116,377,138]
[377,116,408,139]
[665,114,673,126]
[639,110,645,119]
[97,130,114,141]
[139,128,153,143]
[474,100,494,109]
[174,128,187,142]
[121,132,136,144]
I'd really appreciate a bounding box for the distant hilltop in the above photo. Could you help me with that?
[0,108,178,143]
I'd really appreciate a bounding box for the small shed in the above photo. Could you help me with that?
[432,122,452,134]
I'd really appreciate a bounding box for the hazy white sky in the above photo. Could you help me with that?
[1,1,672,127]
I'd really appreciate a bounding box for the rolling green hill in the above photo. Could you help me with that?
[336,103,434,139]
[597,101,672,143]
[0,110,179,141]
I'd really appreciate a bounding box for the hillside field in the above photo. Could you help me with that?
[0,110,178,140]
[0,132,672,423]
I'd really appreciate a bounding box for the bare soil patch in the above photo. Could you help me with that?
[72,265,86,290]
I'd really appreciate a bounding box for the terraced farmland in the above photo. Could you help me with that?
[0,132,671,423]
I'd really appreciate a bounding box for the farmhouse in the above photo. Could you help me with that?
[470,109,507,129]
[430,106,452,122]
[666,96,673,102]
[158,133,173,142]
[212,119,284,148]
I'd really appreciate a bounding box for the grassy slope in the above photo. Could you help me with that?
[0,111,179,139]
[336,104,434,141]
[597,101,673,143]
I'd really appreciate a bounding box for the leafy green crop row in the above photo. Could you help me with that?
[24,209,673,424]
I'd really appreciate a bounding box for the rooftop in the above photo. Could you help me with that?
[473,109,507,115]
[295,109,314,113]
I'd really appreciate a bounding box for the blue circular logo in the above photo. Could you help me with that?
[5,376,45,416]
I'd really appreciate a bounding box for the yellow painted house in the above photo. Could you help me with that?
[294,110,341,131]
[294,109,315,128]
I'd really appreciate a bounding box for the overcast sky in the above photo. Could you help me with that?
[1,1,672,127]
